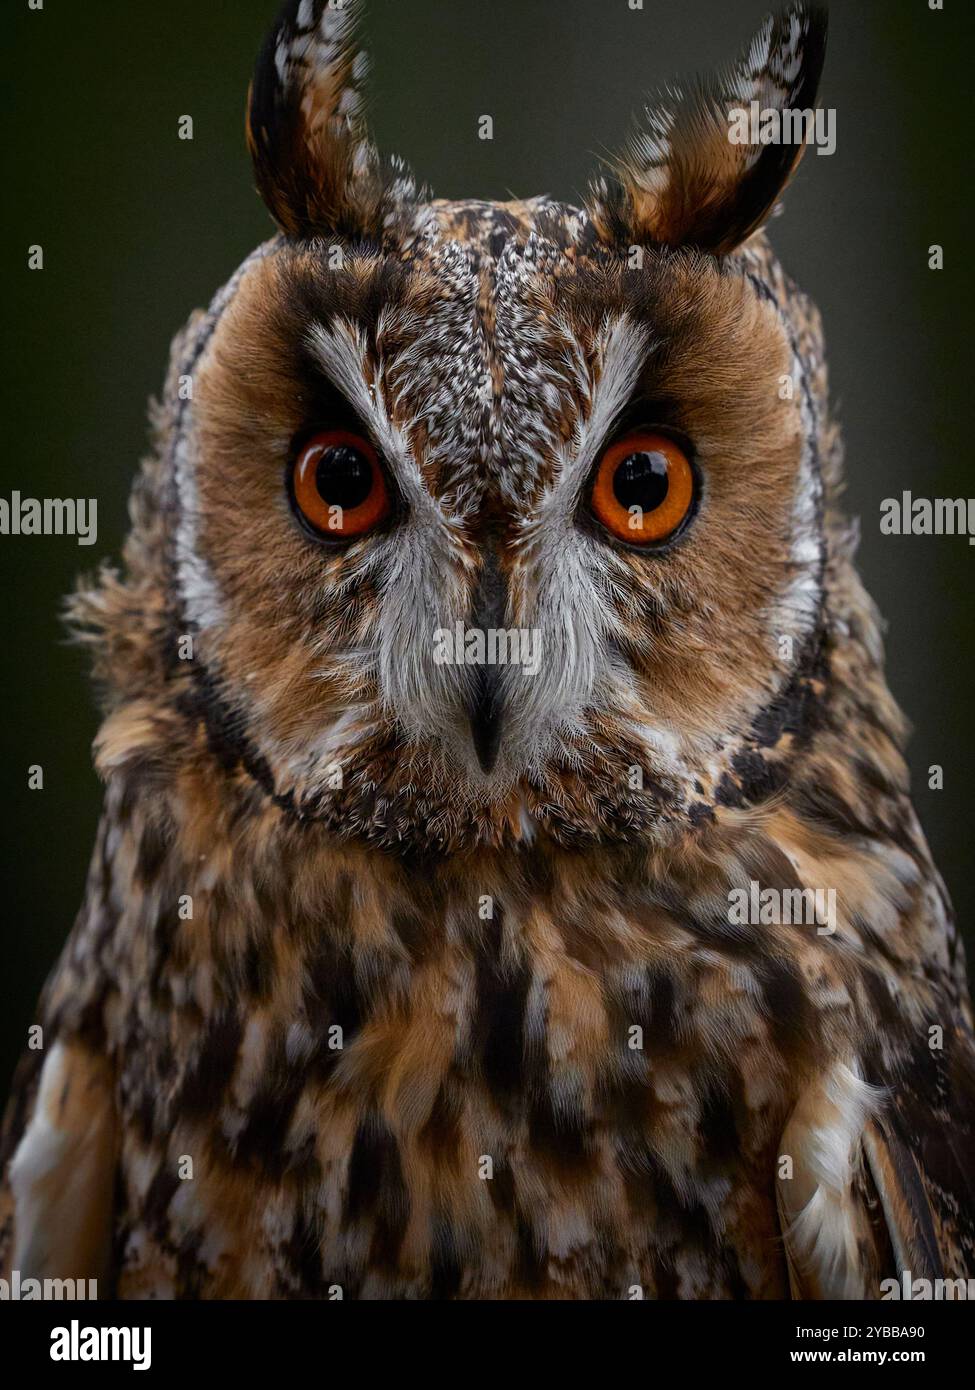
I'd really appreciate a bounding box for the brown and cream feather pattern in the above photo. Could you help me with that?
[1,0,972,1299]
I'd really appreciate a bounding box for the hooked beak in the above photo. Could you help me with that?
[465,545,507,775]
[468,663,504,775]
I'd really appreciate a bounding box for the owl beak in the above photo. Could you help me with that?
[465,545,507,775]
[468,662,504,776]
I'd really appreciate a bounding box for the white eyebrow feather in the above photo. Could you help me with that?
[306,317,425,496]
[555,313,652,500]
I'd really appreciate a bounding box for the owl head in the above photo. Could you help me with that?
[79,1,842,855]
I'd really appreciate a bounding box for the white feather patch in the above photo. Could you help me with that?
[9,1039,116,1284]
[777,1061,883,1299]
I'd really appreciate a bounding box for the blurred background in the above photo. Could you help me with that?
[1,0,972,1093]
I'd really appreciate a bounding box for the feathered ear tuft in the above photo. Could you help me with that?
[589,3,828,255]
[246,0,415,239]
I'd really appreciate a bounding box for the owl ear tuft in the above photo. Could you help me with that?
[588,3,828,256]
[246,0,413,240]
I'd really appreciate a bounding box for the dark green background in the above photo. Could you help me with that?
[1,0,972,1094]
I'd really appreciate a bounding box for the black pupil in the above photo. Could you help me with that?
[314,444,373,510]
[612,450,670,512]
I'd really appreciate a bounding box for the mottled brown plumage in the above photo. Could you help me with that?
[2,0,972,1300]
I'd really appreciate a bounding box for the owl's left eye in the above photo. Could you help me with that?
[290,429,391,539]
[589,431,696,546]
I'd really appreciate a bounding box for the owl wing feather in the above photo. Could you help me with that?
[776,1060,885,1299]
[862,1120,943,1284]
[869,1026,975,1285]
[778,1027,975,1299]
[0,1038,117,1289]
[1,810,120,1290]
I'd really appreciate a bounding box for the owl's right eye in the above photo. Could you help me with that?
[588,430,697,546]
[290,429,391,539]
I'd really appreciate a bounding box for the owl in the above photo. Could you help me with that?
[1,0,972,1302]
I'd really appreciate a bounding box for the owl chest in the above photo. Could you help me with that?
[113,895,797,1298]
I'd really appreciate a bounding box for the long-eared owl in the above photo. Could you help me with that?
[2,0,973,1300]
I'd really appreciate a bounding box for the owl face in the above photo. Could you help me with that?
[168,1,830,852]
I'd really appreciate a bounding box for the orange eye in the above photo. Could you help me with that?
[291,429,390,538]
[589,431,696,545]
